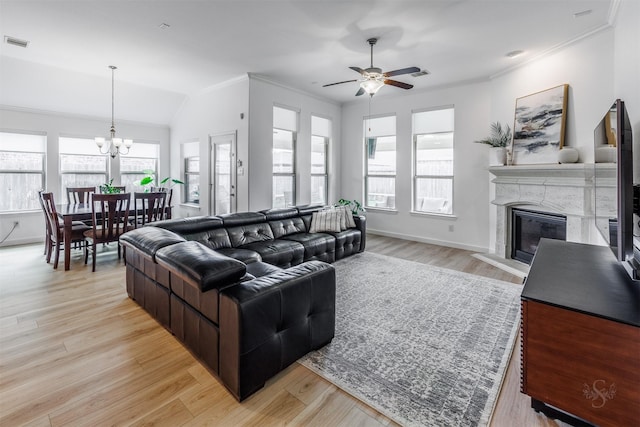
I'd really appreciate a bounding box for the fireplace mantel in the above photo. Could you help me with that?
[489,163,595,259]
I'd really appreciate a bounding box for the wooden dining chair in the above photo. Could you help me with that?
[150,187,173,218]
[132,192,167,228]
[40,192,91,269]
[83,193,131,272]
[66,187,95,204]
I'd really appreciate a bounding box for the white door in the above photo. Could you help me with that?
[210,132,237,215]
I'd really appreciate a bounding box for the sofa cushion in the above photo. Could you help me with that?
[189,227,232,250]
[246,261,282,278]
[156,241,246,292]
[269,217,306,238]
[219,212,266,227]
[151,216,223,234]
[261,207,299,221]
[280,232,336,263]
[216,247,262,264]
[227,223,275,247]
[239,239,305,268]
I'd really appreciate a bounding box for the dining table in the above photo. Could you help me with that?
[56,203,172,271]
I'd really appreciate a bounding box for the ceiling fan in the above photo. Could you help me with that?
[323,37,421,97]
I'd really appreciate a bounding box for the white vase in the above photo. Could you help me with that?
[595,145,617,163]
[490,147,507,166]
[558,147,579,163]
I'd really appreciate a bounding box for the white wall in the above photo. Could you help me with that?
[341,82,491,252]
[0,57,185,125]
[0,107,170,246]
[248,76,342,211]
[614,0,640,168]
[486,28,616,253]
[169,76,250,216]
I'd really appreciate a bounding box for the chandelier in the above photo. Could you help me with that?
[95,65,133,158]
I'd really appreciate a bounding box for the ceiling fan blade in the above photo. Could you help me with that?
[384,79,413,90]
[349,66,366,75]
[322,79,358,87]
[355,87,365,96]
[383,67,420,78]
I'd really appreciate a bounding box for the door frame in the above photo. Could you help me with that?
[209,131,237,215]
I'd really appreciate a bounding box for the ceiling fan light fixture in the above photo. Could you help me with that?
[360,79,384,95]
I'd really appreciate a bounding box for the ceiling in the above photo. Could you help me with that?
[0,0,615,121]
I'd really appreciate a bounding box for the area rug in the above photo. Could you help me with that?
[299,252,521,427]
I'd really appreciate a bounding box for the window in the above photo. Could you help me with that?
[183,141,200,204]
[364,115,396,209]
[120,142,159,193]
[413,107,454,215]
[59,136,108,198]
[273,106,297,208]
[311,116,330,205]
[0,132,46,212]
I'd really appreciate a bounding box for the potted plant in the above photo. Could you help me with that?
[337,198,365,215]
[99,178,122,194]
[139,170,184,192]
[474,122,512,166]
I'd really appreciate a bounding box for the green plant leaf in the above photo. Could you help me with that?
[140,176,153,186]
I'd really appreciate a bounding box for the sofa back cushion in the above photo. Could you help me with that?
[151,216,223,235]
[261,207,299,221]
[269,217,306,238]
[219,212,266,227]
[189,227,233,250]
[227,223,275,247]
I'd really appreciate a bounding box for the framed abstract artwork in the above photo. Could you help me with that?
[511,84,568,165]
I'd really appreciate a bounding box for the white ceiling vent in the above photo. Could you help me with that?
[4,36,29,48]
[411,70,430,77]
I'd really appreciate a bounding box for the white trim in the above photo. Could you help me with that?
[367,229,488,253]
[248,73,341,106]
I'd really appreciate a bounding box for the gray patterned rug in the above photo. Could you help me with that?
[299,252,521,427]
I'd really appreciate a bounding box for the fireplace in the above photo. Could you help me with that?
[489,164,596,262]
[511,209,567,264]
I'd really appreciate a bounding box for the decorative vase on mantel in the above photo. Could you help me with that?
[491,147,507,166]
[474,122,512,167]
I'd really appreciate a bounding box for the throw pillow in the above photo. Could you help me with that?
[310,210,341,233]
[337,205,357,229]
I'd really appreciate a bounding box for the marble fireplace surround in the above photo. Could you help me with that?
[489,163,596,260]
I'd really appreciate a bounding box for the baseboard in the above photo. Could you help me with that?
[367,229,488,253]
[0,237,43,248]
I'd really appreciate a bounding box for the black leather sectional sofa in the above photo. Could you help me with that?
[119,205,366,401]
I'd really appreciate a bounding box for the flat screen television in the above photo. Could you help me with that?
[593,99,639,280]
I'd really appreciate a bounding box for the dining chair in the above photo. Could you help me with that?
[83,193,131,272]
[132,192,167,228]
[66,187,95,204]
[40,192,91,269]
[38,190,51,256]
[150,187,173,218]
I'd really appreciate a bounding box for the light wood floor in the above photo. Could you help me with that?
[0,235,564,426]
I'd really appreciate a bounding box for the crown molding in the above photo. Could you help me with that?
[248,73,341,107]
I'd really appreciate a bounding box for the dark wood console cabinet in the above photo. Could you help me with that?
[521,239,640,427]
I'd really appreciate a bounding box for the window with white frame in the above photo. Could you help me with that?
[183,141,200,204]
[413,107,454,215]
[311,116,330,205]
[364,115,396,209]
[273,106,297,208]
[0,132,46,212]
[120,142,159,193]
[59,136,108,197]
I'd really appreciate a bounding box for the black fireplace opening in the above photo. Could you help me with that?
[511,208,567,264]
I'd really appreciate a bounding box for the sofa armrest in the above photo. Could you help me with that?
[218,260,335,401]
[354,214,366,252]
